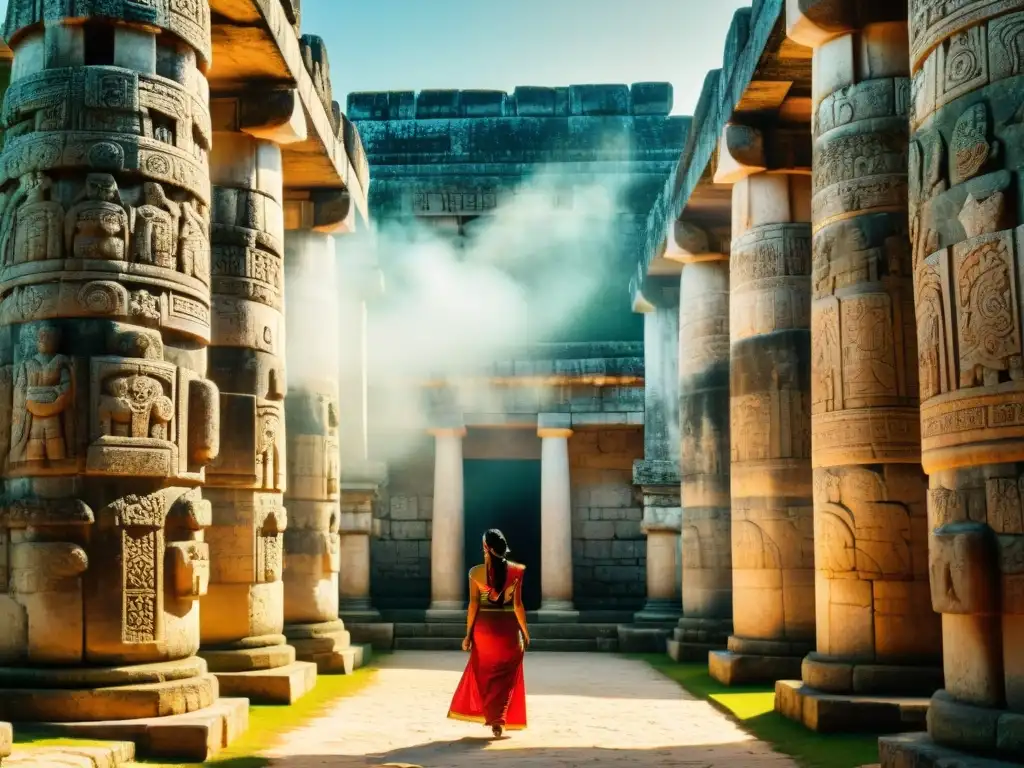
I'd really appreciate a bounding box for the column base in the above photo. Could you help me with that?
[775,680,930,734]
[0,658,217,722]
[284,620,365,675]
[709,651,803,686]
[910,690,1021,762]
[345,621,395,651]
[339,598,382,622]
[1,722,11,758]
[802,652,944,696]
[666,616,731,661]
[15,698,249,762]
[880,731,1022,768]
[199,636,317,704]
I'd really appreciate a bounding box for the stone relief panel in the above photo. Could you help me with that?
[810,34,938,674]
[909,2,1024,750]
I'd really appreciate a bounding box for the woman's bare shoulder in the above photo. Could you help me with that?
[468,563,486,581]
[508,561,526,574]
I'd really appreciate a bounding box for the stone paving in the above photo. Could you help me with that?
[266,651,799,767]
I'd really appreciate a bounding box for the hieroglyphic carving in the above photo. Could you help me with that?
[906,3,1024,759]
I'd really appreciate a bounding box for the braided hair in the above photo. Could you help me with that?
[483,528,511,603]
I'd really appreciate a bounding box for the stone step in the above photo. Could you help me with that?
[3,741,135,768]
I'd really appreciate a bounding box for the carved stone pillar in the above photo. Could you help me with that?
[709,128,816,686]
[0,2,236,758]
[427,424,466,619]
[776,2,943,731]
[281,228,361,673]
[538,414,577,619]
[669,239,733,660]
[880,3,1024,764]
[633,281,682,625]
[199,93,316,704]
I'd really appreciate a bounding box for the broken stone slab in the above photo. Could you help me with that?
[774,680,929,734]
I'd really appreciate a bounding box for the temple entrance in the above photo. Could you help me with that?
[463,459,542,610]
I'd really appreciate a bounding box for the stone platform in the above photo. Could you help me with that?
[346,621,395,652]
[285,620,372,675]
[879,732,1022,768]
[775,680,930,734]
[201,643,318,705]
[30,698,249,762]
[617,624,674,653]
[710,651,803,686]
[666,617,731,662]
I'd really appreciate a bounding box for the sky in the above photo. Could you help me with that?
[305,0,751,116]
[0,0,752,117]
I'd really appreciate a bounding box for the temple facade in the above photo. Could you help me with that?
[345,84,689,648]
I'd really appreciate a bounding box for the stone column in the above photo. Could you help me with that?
[633,281,682,624]
[199,93,317,703]
[426,425,466,619]
[538,414,577,619]
[709,127,816,686]
[281,227,360,673]
[880,3,1024,764]
[336,246,387,633]
[0,3,236,756]
[670,253,733,660]
[776,2,943,731]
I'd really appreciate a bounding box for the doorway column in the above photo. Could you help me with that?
[538,414,577,619]
[427,425,467,619]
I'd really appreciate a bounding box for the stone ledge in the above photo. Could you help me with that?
[344,621,394,652]
[775,680,930,734]
[878,732,1021,768]
[928,689,1024,760]
[667,639,721,663]
[709,651,803,686]
[802,653,944,697]
[212,662,317,705]
[31,698,248,763]
[4,741,134,768]
[617,625,672,653]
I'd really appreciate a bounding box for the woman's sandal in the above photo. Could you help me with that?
[491,724,504,738]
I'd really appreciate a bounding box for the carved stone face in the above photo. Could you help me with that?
[36,326,59,355]
[85,174,118,202]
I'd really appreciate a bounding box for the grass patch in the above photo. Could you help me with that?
[14,661,382,768]
[637,654,881,768]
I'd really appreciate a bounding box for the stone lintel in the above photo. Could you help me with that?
[212,91,308,145]
[284,189,354,234]
[633,459,682,488]
[538,413,572,438]
[785,0,907,48]
[664,220,730,264]
[715,122,813,184]
[209,0,368,222]
[641,505,682,533]
[572,412,644,428]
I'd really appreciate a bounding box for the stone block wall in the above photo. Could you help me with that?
[570,428,646,610]
[371,443,433,610]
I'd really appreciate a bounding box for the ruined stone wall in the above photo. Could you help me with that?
[570,428,646,610]
[370,440,433,610]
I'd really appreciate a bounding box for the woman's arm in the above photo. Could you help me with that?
[462,576,480,651]
[513,577,529,649]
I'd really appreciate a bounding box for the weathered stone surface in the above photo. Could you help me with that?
[775,679,929,734]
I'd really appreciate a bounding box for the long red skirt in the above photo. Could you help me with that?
[447,610,527,730]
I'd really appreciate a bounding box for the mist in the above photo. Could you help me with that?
[333,164,639,466]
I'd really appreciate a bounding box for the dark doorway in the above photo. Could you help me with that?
[463,459,542,610]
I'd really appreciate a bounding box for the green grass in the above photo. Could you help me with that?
[14,660,383,768]
[636,654,882,768]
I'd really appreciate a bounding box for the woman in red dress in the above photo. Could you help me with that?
[448,528,530,737]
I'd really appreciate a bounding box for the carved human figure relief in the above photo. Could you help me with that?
[98,374,174,440]
[64,174,131,261]
[132,183,180,269]
[916,258,948,401]
[10,173,65,264]
[256,408,283,490]
[10,324,75,464]
[178,200,210,284]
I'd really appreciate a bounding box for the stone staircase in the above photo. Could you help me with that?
[386,610,633,652]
